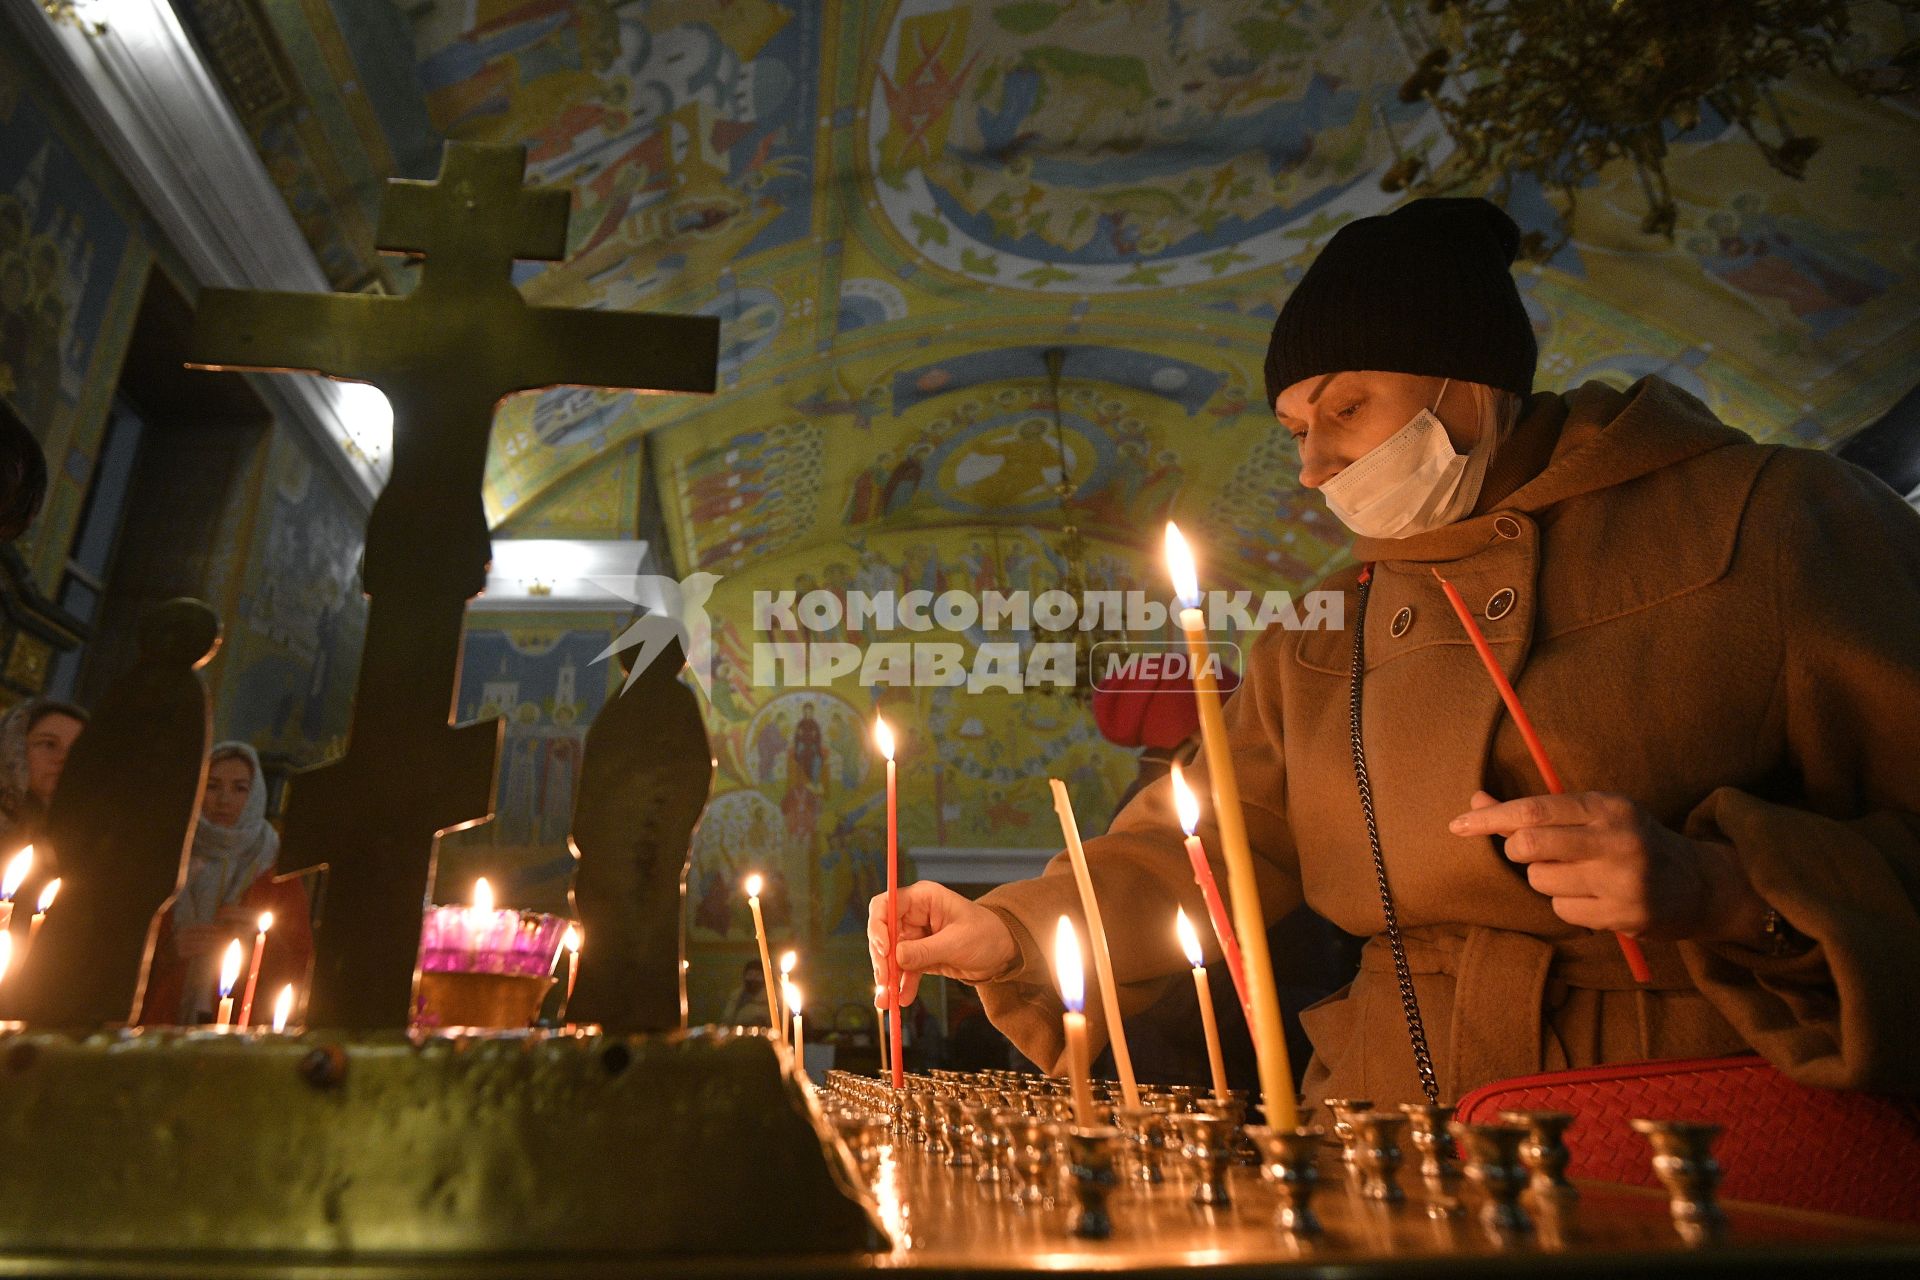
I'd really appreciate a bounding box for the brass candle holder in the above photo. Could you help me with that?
[1398,1102,1459,1182]
[1451,1121,1533,1238]
[1115,1106,1167,1186]
[1502,1109,1578,1203]
[1632,1119,1726,1245]
[1008,1116,1059,1210]
[1174,1113,1236,1208]
[1347,1111,1408,1203]
[1250,1125,1325,1238]
[1323,1097,1374,1164]
[1065,1126,1123,1239]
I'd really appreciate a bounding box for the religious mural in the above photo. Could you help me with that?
[435,611,627,917]
[0,43,149,591]
[214,430,370,764]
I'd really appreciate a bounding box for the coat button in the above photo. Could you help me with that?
[1390,606,1414,638]
[1494,515,1522,540]
[1485,588,1516,620]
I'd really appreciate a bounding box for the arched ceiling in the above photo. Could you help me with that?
[257,1,1919,592]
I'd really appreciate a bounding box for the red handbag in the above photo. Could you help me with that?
[1454,1054,1920,1224]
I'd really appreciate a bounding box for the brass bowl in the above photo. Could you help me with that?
[415,971,554,1030]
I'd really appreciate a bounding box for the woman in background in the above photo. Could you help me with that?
[0,697,86,854]
[141,742,311,1025]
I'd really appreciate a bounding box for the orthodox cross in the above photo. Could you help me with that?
[188,143,718,1028]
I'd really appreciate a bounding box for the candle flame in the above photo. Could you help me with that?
[873,715,895,761]
[1176,908,1205,969]
[36,878,60,913]
[1164,522,1200,609]
[563,923,581,954]
[219,939,244,997]
[1,846,31,900]
[471,877,494,914]
[1053,915,1085,1015]
[783,977,803,1015]
[744,872,764,899]
[271,984,294,1033]
[257,911,274,934]
[779,948,797,976]
[1170,763,1200,835]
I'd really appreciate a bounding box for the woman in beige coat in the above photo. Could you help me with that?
[869,198,1920,1108]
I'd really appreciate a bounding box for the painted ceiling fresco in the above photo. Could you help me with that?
[392,0,1920,584]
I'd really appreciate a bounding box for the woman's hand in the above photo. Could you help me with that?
[1449,789,1769,943]
[867,882,1020,1006]
[172,923,237,959]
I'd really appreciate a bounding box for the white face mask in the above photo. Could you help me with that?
[1319,378,1501,539]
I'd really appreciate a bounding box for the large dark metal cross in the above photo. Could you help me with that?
[188,143,718,1029]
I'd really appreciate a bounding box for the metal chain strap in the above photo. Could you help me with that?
[1348,568,1441,1105]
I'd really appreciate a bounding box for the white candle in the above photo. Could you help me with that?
[28,877,59,948]
[1049,779,1140,1110]
[1054,916,1096,1126]
[784,977,805,1075]
[777,948,797,1034]
[562,923,581,1009]
[238,911,273,1028]
[0,845,32,934]
[1165,521,1298,1129]
[1177,908,1231,1103]
[744,874,783,1043]
[271,983,295,1033]
[214,938,243,1030]
[0,931,11,985]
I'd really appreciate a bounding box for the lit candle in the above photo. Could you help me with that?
[28,878,59,947]
[784,977,805,1074]
[744,874,783,1043]
[0,931,11,985]
[237,911,273,1028]
[469,876,495,962]
[1054,916,1096,1126]
[1177,908,1231,1103]
[214,938,243,1030]
[875,715,903,1090]
[778,948,797,1033]
[1048,778,1140,1110]
[271,983,295,1033]
[874,981,889,1078]
[1165,520,1297,1129]
[1170,765,1251,1022]
[0,845,32,933]
[562,924,582,1009]
[1430,567,1654,985]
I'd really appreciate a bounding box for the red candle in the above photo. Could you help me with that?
[1170,764,1251,1022]
[1431,568,1653,984]
[237,911,273,1029]
[875,716,903,1088]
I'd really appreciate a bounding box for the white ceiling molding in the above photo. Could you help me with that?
[2,0,384,507]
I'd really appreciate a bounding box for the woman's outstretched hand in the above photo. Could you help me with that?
[867,881,1020,1007]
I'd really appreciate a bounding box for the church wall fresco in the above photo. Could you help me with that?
[212,427,371,766]
[0,39,151,589]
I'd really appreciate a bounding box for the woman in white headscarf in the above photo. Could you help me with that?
[0,697,86,855]
[141,742,312,1025]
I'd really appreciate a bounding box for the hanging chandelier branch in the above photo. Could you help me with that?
[1397,0,1919,243]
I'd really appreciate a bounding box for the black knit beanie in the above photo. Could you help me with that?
[1263,197,1536,408]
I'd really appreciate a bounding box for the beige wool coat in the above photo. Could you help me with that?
[976,376,1920,1107]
